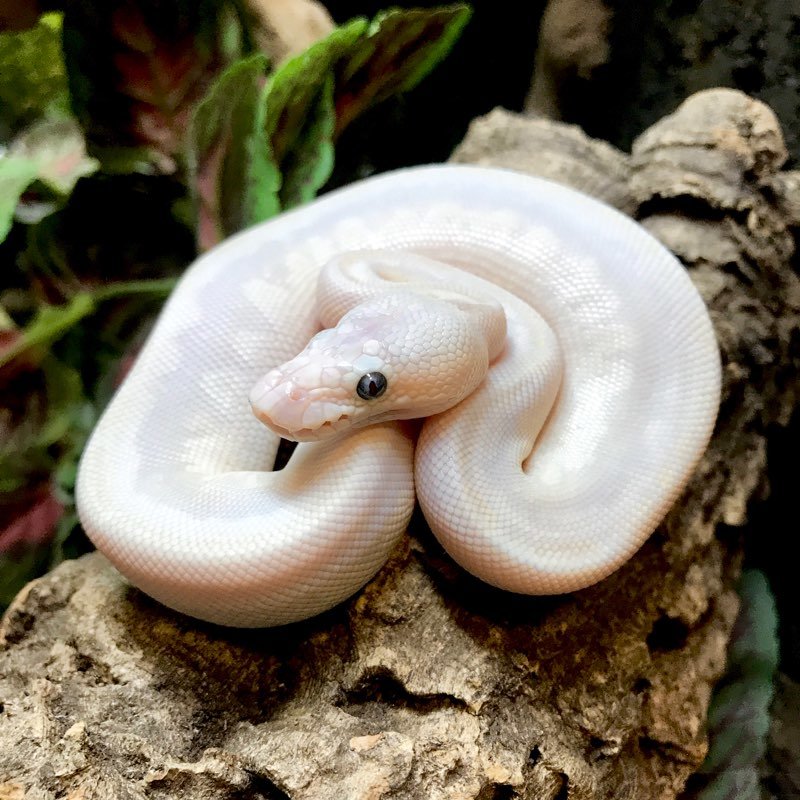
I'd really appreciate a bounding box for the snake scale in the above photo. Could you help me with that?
[76,165,721,627]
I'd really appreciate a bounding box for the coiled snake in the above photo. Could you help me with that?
[76,166,720,627]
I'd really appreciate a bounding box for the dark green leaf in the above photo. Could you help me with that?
[705,676,774,733]
[81,145,159,176]
[9,117,99,196]
[701,687,771,773]
[0,12,70,133]
[1,116,98,243]
[727,569,779,679]
[188,5,469,235]
[0,156,39,243]
[334,4,471,135]
[0,293,95,370]
[37,356,86,450]
[47,511,82,569]
[278,74,335,210]
[261,18,368,215]
[188,53,274,249]
[694,570,779,800]
[696,769,760,800]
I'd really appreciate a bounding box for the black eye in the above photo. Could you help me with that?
[357,372,387,400]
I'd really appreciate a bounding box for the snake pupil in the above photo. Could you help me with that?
[357,372,387,400]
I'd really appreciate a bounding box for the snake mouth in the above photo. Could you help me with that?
[255,414,352,443]
[250,377,355,441]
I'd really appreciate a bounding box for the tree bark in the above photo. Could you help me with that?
[1,88,797,800]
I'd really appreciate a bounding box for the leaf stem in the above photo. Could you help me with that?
[1,278,178,368]
[91,277,178,302]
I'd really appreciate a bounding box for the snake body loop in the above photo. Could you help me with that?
[76,166,720,627]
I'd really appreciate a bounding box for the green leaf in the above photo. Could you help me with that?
[259,5,469,212]
[247,18,368,221]
[0,293,96,370]
[333,4,471,135]
[47,510,82,569]
[188,53,275,249]
[0,116,99,242]
[275,73,335,211]
[88,146,162,176]
[0,354,87,484]
[695,570,779,799]
[187,5,469,241]
[727,569,779,679]
[9,117,99,195]
[697,769,760,800]
[37,356,86,450]
[1,276,176,374]
[0,156,39,243]
[701,682,771,773]
[705,677,774,734]
[0,12,70,132]
[259,18,367,217]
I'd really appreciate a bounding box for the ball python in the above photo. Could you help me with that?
[76,165,721,628]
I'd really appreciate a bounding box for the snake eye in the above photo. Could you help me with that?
[357,372,387,400]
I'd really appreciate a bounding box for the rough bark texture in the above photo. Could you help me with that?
[1,89,798,800]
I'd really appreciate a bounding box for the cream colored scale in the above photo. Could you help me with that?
[76,166,720,627]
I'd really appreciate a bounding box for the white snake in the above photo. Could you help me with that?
[76,165,720,628]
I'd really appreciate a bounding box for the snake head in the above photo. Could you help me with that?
[249,292,498,442]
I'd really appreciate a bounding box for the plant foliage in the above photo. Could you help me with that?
[689,570,779,800]
[0,1,470,607]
